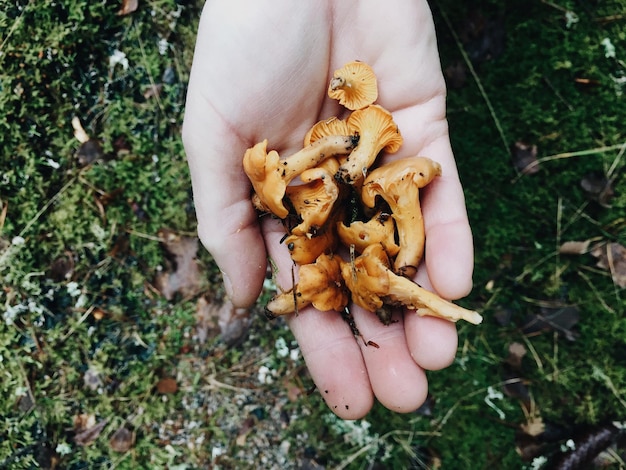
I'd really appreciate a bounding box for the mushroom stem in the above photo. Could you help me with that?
[361,156,442,278]
[340,243,482,325]
[386,274,483,325]
[281,134,358,182]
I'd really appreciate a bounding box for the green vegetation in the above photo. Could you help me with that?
[1,0,625,468]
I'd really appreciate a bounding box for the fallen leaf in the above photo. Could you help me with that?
[109,426,135,453]
[74,416,108,446]
[235,416,256,447]
[156,377,178,394]
[511,141,540,175]
[195,296,250,345]
[591,242,626,288]
[117,0,138,16]
[218,299,250,346]
[154,229,203,300]
[521,304,580,341]
[580,172,615,207]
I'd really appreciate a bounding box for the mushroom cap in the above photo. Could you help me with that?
[335,105,403,184]
[328,61,378,110]
[285,228,338,265]
[347,105,403,154]
[361,156,442,208]
[242,139,289,218]
[265,253,349,315]
[339,242,391,312]
[286,159,341,236]
[243,136,357,220]
[303,117,352,146]
[337,212,400,257]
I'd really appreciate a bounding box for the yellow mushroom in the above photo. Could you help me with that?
[243,135,357,219]
[328,61,378,111]
[340,244,482,325]
[303,117,352,146]
[284,224,338,265]
[335,105,403,185]
[285,158,341,236]
[361,156,442,278]
[265,253,349,317]
[337,211,400,257]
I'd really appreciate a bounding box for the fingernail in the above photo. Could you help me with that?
[221,271,233,299]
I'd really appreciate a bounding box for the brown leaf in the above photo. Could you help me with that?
[591,242,626,288]
[218,299,250,346]
[235,416,256,447]
[154,229,203,300]
[511,141,540,175]
[195,296,250,345]
[156,377,178,394]
[580,172,615,207]
[109,426,135,453]
[117,0,138,16]
[521,304,580,341]
[74,416,108,446]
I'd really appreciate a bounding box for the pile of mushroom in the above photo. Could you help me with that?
[243,61,482,326]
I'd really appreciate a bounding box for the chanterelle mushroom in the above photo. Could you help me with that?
[265,253,349,316]
[284,222,338,265]
[335,105,403,184]
[340,244,482,325]
[361,156,442,278]
[285,158,341,236]
[328,61,378,111]
[337,211,400,257]
[303,117,352,147]
[243,135,357,219]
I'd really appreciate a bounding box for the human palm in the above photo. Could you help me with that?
[183,0,474,419]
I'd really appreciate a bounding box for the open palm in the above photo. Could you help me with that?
[183,0,473,419]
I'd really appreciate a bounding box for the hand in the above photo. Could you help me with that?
[183,0,474,419]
